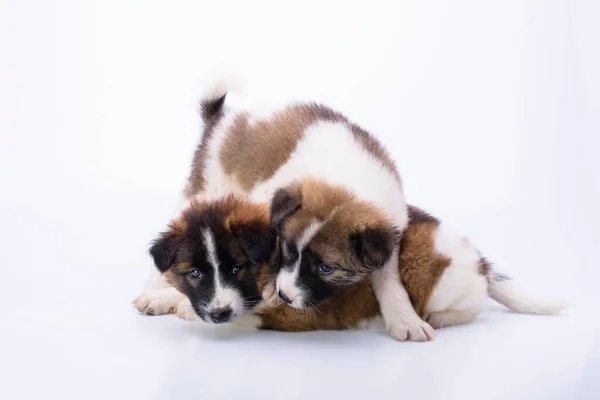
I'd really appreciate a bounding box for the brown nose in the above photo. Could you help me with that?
[278,290,293,304]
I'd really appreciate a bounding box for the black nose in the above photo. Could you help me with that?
[208,308,232,323]
[278,290,292,304]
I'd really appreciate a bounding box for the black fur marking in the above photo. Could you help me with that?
[149,232,184,273]
[295,249,338,306]
[234,226,277,265]
[349,227,397,270]
[407,205,439,225]
[200,93,227,121]
[270,188,301,228]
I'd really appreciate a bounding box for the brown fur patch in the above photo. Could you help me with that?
[219,109,308,192]
[478,256,491,277]
[280,178,397,274]
[185,101,401,197]
[257,277,380,332]
[398,216,451,317]
[256,205,454,331]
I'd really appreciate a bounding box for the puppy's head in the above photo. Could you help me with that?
[149,196,276,324]
[270,178,399,308]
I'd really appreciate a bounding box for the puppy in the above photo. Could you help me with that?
[134,195,567,333]
[134,81,433,341]
[253,205,569,332]
[138,196,274,323]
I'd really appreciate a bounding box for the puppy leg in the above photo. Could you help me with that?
[132,287,184,316]
[132,268,198,320]
[175,297,200,321]
[231,313,262,329]
[372,248,436,342]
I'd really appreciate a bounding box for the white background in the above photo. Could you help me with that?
[1,1,599,399]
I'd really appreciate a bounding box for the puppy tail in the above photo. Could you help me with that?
[199,70,243,121]
[486,268,569,315]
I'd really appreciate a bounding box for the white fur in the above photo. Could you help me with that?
[248,121,408,224]
[421,223,568,328]
[371,248,436,340]
[356,316,386,330]
[487,276,569,315]
[194,112,247,202]
[424,224,488,328]
[231,313,262,330]
[202,229,245,320]
[132,287,198,321]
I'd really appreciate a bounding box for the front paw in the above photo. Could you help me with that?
[175,298,200,321]
[387,318,436,342]
[132,290,178,316]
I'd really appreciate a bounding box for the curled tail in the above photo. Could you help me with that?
[480,258,569,315]
[486,271,569,315]
[199,72,242,121]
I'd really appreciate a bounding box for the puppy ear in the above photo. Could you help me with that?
[149,231,184,273]
[349,227,399,270]
[234,227,276,265]
[270,188,301,228]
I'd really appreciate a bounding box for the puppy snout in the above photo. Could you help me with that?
[278,290,294,304]
[208,307,232,323]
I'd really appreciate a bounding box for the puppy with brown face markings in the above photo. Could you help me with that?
[251,203,568,332]
[133,79,435,341]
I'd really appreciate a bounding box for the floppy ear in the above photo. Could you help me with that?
[234,226,277,265]
[349,227,399,270]
[270,188,301,228]
[149,231,184,273]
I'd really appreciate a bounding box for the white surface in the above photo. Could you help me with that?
[1,1,599,399]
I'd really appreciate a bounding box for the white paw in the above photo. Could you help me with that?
[175,298,200,321]
[132,288,185,316]
[387,318,436,342]
[231,313,262,329]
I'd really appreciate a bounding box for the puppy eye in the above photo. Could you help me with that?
[232,263,247,275]
[317,264,334,275]
[188,269,202,279]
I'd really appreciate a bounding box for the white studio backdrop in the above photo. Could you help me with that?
[0,1,599,398]
[1,0,598,303]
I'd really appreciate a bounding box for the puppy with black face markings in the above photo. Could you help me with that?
[268,179,399,309]
[144,196,274,324]
[133,78,436,341]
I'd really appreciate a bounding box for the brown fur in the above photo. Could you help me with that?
[258,279,380,332]
[273,178,399,289]
[185,101,402,197]
[255,206,453,331]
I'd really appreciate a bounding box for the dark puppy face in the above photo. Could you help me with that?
[149,196,276,323]
[270,179,399,308]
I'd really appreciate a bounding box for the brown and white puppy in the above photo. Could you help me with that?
[251,206,569,332]
[133,81,434,341]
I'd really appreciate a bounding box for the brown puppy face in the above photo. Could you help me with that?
[149,196,276,324]
[270,178,399,308]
